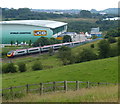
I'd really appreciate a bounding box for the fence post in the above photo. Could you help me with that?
[10,87,13,100]
[64,81,67,92]
[76,81,79,90]
[87,81,90,88]
[98,82,100,86]
[26,84,29,94]
[40,83,43,95]
[53,82,56,92]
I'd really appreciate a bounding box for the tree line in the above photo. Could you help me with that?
[58,38,119,65]
[1,8,117,20]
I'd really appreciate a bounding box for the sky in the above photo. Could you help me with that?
[0,0,119,10]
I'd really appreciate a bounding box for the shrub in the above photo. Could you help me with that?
[49,47,54,56]
[108,37,117,43]
[18,62,26,72]
[32,62,43,71]
[58,46,74,65]
[63,35,72,43]
[109,46,118,57]
[77,49,97,62]
[2,63,17,73]
[92,35,97,39]
[2,64,8,73]
[98,39,110,58]
[90,44,94,48]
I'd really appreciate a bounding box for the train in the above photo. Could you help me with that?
[7,38,103,58]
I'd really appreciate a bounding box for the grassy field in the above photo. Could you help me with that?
[51,18,98,23]
[2,56,118,88]
[3,85,118,102]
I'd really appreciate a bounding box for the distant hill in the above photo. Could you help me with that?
[32,8,119,14]
[100,8,119,14]
[91,8,119,14]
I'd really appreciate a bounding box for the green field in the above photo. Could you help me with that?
[2,56,118,88]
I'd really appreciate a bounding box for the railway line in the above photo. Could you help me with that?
[1,38,103,63]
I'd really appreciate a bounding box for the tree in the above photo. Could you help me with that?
[49,47,54,56]
[92,35,97,39]
[29,40,32,47]
[32,62,43,71]
[33,37,50,47]
[98,39,110,58]
[80,10,92,18]
[10,41,13,46]
[16,40,18,46]
[105,28,120,38]
[2,63,17,73]
[63,35,72,43]
[108,37,116,43]
[18,62,26,72]
[90,44,94,48]
[77,49,97,62]
[58,46,74,65]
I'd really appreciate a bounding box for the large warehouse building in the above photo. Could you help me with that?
[0,20,67,44]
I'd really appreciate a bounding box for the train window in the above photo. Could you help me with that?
[17,51,25,53]
[29,49,39,51]
[74,43,79,44]
[43,47,50,50]
[7,52,12,55]
[54,45,61,47]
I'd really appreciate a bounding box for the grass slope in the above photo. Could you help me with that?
[3,56,118,88]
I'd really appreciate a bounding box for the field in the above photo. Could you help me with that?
[51,18,98,23]
[2,56,118,88]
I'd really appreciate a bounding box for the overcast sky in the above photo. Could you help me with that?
[0,0,119,10]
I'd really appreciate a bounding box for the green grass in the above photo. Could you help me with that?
[2,56,118,88]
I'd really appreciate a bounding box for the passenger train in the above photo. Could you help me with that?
[7,38,103,58]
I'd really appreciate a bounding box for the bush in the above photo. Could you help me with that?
[18,62,26,72]
[63,35,72,43]
[109,46,118,57]
[90,44,94,48]
[2,64,8,73]
[32,62,43,71]
[92,35,97,39]
[49,47,54,56]
[108,37,117,43]
[58,46,74,65]
[98,39,110,58]
[2,63,17,73]
[77,49,97,62]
